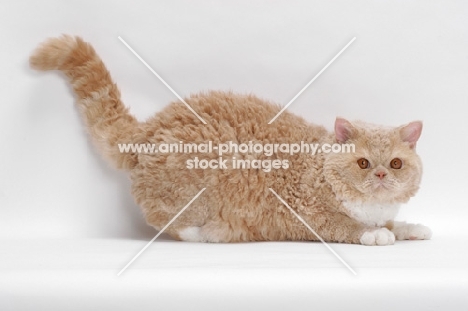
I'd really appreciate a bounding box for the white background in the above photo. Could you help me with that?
[1,0,467,241]
[1,1,468,310]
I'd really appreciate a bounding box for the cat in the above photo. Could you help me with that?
[30,35,432,246]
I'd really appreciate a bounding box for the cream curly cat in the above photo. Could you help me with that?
[30,35,431,246]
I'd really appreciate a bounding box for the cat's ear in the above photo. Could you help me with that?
[335,117,356,143]
[399,121,422,148]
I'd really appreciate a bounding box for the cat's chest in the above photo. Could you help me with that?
[342,202,400,227]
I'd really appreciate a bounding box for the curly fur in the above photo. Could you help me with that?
[30,35,431,245]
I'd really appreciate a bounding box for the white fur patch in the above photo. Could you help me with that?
[360,228,395,246]
[343,201,400,227]
[178,226,204,242]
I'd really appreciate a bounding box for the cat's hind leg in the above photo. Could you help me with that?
[177,222,248,243]
[177,226,206,242]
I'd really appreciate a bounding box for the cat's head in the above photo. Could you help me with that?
[324,118,423,205]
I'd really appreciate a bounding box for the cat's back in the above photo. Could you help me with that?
[141,90,329,145]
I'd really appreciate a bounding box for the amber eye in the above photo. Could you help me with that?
[357,158,370,169]
[390,158,402,169]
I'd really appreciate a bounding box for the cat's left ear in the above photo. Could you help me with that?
[399,121,423,148]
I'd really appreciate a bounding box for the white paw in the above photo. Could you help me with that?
[178,226,204,242]
[360,228,395,246]
[392,223,432,241]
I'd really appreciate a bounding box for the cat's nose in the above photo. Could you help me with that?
[375,171,387,180]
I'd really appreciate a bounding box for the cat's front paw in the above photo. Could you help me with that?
[391,222,432,241]
[360,228,395,246]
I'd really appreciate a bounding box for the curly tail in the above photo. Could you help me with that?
[30,35,139,170]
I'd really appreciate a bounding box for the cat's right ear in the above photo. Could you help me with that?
[335,117,355,143]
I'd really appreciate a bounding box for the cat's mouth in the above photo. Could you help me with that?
[359,179,393,194]
[373,180,389,190]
